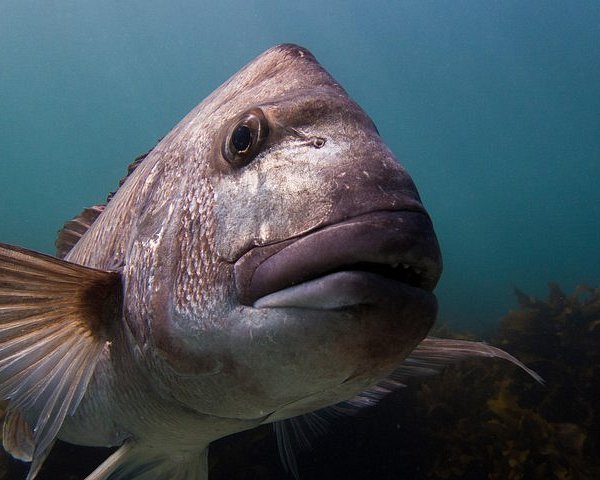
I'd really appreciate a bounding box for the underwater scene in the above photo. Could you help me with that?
[1,1,599,479]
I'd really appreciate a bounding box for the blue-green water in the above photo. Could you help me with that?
[1,0,599,333]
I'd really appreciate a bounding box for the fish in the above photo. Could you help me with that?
[0,44,540,480]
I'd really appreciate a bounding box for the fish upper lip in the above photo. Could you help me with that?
[234,210,442,307]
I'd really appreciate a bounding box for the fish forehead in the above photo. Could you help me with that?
[114,48,350,331]
[203,44,347,116]
[162,44,355,148]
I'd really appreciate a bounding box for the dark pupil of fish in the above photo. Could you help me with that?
[231,124,252,153]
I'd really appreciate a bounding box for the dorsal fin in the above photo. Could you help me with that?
[106,149,151,204]
[0,243,121,479]
[55,148,152,259]
[56,205,105,259]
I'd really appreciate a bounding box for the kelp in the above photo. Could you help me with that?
[396,283,600,479]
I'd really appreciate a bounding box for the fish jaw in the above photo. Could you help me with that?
[207,210,441,420]
[158,286,436,422]
[156,212,440,421]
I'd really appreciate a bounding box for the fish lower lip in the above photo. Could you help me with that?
[234,210,442,307]
[253,271,436,309]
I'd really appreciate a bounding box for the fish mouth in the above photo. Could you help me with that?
[234,210,442,309]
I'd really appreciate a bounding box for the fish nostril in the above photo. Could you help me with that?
[311,137,326,148]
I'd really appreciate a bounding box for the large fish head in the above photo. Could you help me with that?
[125,45,442,423]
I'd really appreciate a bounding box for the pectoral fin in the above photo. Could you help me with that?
[0,243,121,479]
[346,336,543,408]
[274,336,543,477]
[392,336,543,383]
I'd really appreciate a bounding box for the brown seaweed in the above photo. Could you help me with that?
[403,283,600,479]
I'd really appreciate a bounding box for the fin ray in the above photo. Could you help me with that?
[83,443,208,480]
[274,412,330,480]
[2,406,34,462]
[394,336,543,383]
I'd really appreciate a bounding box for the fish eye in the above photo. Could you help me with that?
[222,109,269,167]
[231,125,252,153]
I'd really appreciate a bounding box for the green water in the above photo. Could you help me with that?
[1,0,599,332]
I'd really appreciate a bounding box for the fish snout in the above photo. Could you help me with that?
[233,145,442,309]
[327,148,428,222]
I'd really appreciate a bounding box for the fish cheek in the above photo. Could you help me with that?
[210,148,336,262]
